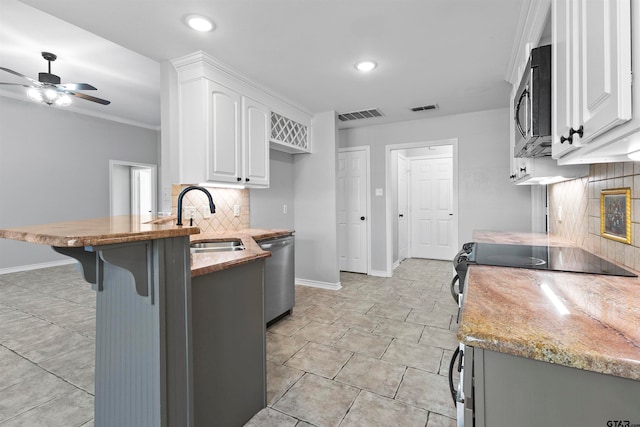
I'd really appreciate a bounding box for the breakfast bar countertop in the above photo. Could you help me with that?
[0,216,293,277]
[457,231,640,381]
[0,215,200,247]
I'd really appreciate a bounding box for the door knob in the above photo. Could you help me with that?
[360,216,366,220]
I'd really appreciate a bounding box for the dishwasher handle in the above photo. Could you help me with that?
[259,238,293,250]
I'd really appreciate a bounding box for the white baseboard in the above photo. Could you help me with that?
[369,269,391,278]
[295,278,342,291]
[392,260,400,270]
[0,259,77,275]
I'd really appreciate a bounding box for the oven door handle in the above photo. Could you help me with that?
[450,274,461,304]
[448,346,463,405]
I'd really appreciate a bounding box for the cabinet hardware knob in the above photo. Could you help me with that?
[509,174,516,179]
[360,216,366,220]
[245,178,250,182]
[560,135,572,144]
[520,167,527,173]
[237,177,242,182]
[569,125,584,139]
[399,214,404,217]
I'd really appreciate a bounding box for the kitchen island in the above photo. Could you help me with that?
[457,231,640,426]
[0,216,290,427]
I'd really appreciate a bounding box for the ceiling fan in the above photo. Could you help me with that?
[0,51,110,106]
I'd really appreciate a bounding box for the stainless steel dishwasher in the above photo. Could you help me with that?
[258,234,295,324]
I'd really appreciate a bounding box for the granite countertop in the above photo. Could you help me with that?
[0,215,200,247]
[457,231,640,381]
[0,216,293,277]
[189,228,293,277]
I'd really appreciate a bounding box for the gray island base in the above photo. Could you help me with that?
[55,235,266,427]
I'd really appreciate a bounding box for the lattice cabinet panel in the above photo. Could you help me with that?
[270,112,310,153]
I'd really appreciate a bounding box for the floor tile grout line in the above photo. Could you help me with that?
[0,342,95,396]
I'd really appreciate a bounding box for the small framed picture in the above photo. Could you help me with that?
[600,188,632,244]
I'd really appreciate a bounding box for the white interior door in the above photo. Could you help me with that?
[131,167,153,215]
[410,156,454,260]
[397,155,409,262]
[338,149,368,273]
[110,160,157,217]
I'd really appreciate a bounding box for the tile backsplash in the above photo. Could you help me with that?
[548,162,640,271]
[171,185,249,233]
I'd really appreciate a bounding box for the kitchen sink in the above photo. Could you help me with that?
[190,240,245,253]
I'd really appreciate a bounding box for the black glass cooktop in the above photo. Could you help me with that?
[467,243,637,277]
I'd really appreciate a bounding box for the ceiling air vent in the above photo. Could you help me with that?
[338,108,383,122]
[410,104,439,112]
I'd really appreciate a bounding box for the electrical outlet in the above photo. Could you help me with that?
[202,204,211,219]
[283,204,288,214]
[233,204,240,217]
[184,206,196,220]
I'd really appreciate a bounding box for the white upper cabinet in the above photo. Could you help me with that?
[207,82,242,184]
[552,0,634,163]
[178,78,269,188]
[242,97,269,187]
[172,52,312,188]
[552,0,576,158]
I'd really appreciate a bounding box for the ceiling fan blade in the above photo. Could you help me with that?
[0,82,32,87]
[60,83,97,91]
[67,90,111,105]
[0,67,40,85]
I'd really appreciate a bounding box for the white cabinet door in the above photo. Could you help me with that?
[576,0,632,144]
[207,82,242,184]
[552,0,631,159]
[552,0,579,158]
[242,97,269,187]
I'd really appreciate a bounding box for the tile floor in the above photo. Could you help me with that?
[0,258,458,426]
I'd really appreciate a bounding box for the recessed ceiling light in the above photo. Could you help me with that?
[185,14,215,32]
[355,61,377,72]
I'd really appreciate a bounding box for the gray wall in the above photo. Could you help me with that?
[340,108,532,273]
[293,111,340,286]
[0,97,159,270]
[249,149,295,230]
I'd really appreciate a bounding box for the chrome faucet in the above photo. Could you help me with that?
[176,186,216,226]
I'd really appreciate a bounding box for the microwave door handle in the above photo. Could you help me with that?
[515,87,529,138]
[528,69,534,136]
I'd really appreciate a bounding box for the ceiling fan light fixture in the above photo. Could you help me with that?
[55,94,72,107]
[27,88,42,102]
[44,87,58,101]
[26,86,72,107]
[185,14,215,32]
[355,60,377,72]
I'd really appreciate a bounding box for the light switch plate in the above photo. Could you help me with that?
[233,204,240,217]
[202,204,211,219]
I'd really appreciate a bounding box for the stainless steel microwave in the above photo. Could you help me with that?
[514,45,552,157]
